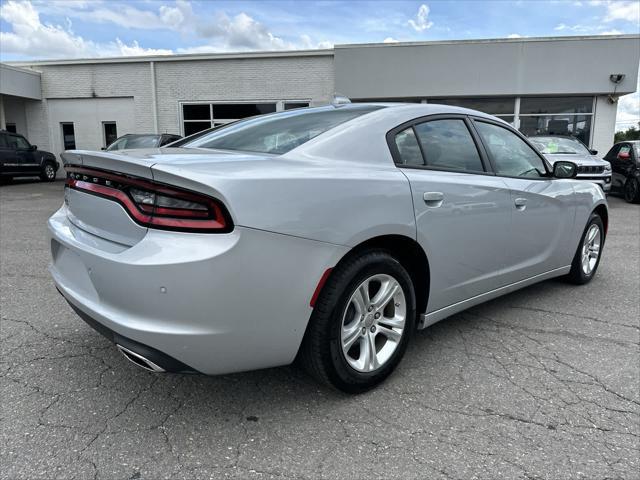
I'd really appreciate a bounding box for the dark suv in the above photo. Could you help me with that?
[0,131,59,182]
[604,140,640,203]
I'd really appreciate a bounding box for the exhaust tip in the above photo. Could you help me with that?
[116,344,166,373]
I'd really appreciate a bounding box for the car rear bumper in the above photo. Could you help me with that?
[48,205,347,375]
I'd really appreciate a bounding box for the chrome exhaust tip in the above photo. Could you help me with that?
[116,344,166,373]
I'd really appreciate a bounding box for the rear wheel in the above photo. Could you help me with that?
[299,250,416,393]
[40,163,56,182]
[623,178,640,203]
[566,213,604,285]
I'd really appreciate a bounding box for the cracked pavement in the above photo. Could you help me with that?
[1,179,639,480]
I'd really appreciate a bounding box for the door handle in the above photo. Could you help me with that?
[423,191,444,208]
[514,197,527,210]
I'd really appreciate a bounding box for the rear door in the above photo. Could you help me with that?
[0,133,16,174]
[389,115,513,313]
[13,135,40,174]
[471,119,576,283]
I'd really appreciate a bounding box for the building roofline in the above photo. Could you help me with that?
[5,34,638,67]
[6,48,334,67]
[335,34,640,49]
[0,63,41,76]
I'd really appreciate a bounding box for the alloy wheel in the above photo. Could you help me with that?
[340,274,406,373]
[45,165,55,179]
[580,224,601,275]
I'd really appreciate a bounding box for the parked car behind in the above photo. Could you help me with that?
[105,133,182,151]
[0,130,59,182]
[603,140,640,203]
[529,135,612,193]
[49,104,608,392]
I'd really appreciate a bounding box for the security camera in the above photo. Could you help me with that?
[609,74,625,84]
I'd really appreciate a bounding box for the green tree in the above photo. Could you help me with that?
[615,122,640,143]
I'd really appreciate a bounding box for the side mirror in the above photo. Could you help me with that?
[553,160,577,179]
[30,145,37,151]
[101,147,106,150]
[618,151,630,160]
[589,149,598,155]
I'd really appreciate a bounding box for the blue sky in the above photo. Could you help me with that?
[1,0,638,128]
[1,0,638,60]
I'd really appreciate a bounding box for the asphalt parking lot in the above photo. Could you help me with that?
[1,179,638,480]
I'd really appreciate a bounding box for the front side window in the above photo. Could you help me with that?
[475,121,546,178]
[7,135,30,150]
[184,106,383,155]
[413,119,484,172]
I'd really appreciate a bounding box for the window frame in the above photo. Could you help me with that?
[469,116,552,180]
[102,121,118,148]
[386,114,493,176]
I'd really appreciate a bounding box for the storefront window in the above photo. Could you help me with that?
[520,96,593,114]
[182,103,277,135]
[429,97,516,115]
[519,115,592,146]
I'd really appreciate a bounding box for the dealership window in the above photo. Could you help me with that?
[5,123,17,133]
[61,123,76,150]
[518,96,594,146]
[103,122,118,147]
[182,102,277,136]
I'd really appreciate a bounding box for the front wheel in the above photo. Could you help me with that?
[565,213,604,285]
[299,250,416,393]
[40,163,56,182]
[623,178,640,204]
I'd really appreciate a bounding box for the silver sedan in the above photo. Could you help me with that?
[48,104,608,392]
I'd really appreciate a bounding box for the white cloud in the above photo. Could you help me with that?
[604,1,640,22]
[0,0,172,58]
[601,29,623,34]
[383,37,400,43]
[0,0,331,59]
[408,4,434,32]
[616,84,640,131]
[507,33,522,38]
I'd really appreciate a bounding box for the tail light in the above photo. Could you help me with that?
[65,166,232,233]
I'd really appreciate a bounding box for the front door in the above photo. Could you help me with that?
[390,117,513,313]
[472,119,576,283]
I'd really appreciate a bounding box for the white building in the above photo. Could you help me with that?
[1,34,638,167]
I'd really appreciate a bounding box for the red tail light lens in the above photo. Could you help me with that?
[65,167,232,233]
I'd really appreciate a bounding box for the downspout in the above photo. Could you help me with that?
[150,61,159,134]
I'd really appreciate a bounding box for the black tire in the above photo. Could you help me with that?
[623,177,640,204]
[0,176,13,185]
[565,213,605,285]
[299,249,416,393]
[40,162,57,182]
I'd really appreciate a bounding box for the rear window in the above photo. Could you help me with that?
[183,105,383,155]
[107,135,161,151]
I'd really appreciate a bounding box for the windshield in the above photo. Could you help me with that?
[529,136,590,155]
[183,105,383,154]
[107,135,161,151]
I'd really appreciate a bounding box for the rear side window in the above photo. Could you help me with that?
[475,121,546,178]
[413,119,485,172]
[394,128,424,166]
